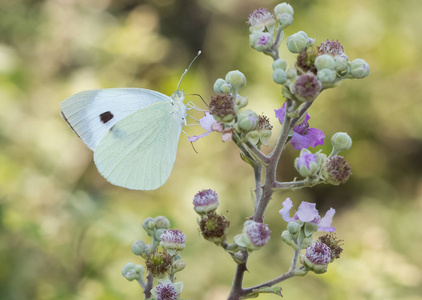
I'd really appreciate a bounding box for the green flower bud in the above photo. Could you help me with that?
[173,260,186,273]
[272,58,288,70]
[350,58,370,78]
[287,221,301,235]
[225,70,246,91]
[331,132,352,155]
[314,54,336,70]
[286,67,298,80]
[274,3,294,17]
[277,13,293,30]
[142,217,155,236]
[317,68,336,83]
[132,240,146,256]
[235,95,248,109]
[213,78,226,93]
[272,68,288,84]
[234,220,271,253]
[334,54,348,72]
[220,83,232,94]
[236,110,259,133]
[281,230,298,249]
[122,262,144,281]
[155,228,166,241]
[286,31,309,53]
[154,216,170,229]
[250,31,273,52]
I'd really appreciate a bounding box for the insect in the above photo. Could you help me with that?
[61,51,201,190]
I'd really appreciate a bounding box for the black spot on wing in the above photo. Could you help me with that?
[100,111,114,123]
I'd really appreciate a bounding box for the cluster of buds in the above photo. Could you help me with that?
[248,4,294,55]
[294,132,352,185]
[122,216,185,299]
[193,189,230,245]
[190,70,273,147]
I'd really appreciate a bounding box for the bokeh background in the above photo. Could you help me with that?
[1,0,422,299]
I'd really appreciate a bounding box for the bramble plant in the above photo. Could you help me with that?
[122,3,369,299]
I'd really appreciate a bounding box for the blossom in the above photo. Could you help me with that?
[151,279,183,300]
[160,229,186,255]
[317,39,345,56]
[294,73,322,100]
[274,103,325,150]
[258,34,271,45]
[193,189,220,214]
[234,220,271,252]
[279,198,335,232]
[306,242,331,265]
[247,8,275,30]
[295,150,319,177]
[188,112,232,142]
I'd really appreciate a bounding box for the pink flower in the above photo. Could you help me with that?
[274,103,325,150]
[189,112,232,142]
[279,198,335,232]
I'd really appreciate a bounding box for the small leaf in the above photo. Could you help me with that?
[242,286,283,299]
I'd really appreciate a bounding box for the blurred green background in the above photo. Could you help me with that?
[1,0,422,299]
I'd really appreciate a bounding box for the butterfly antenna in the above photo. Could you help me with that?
[177,50,201,91]
[186,93,208,107]
[190,141,199,153]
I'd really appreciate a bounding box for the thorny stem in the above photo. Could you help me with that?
[144,272,153,299]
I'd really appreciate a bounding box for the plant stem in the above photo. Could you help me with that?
[144,272,153,299]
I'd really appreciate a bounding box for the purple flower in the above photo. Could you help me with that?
[274,103,325,150]
[246,221,271,247]
[317,39,345,56]
[279,198,335,232]
[155,282,178,300]
[296,151,317,171]
[193,189,220,214]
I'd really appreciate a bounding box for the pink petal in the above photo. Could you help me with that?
[306,128,325,147]
[296,202,320,222]
[274,103,286,123]
[200,112,217,132]
[318,208,336,232]
[188,131,211,142]
[279,198,294,222]
[290,133,311,150]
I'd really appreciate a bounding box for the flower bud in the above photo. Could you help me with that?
[173,260,186,273]
[122,262,144,281]
[287,221,301,235]
[199,213,230,245]
[220,83,232,94]
[146,251,172,278]
[193,189,220,215]
[303,242,331,273]
[314,54,336,70]
[295,149,319,177]
[213,78,226,93]
[235,95,248,109]
[272,68,288,84]
[259,129,272,146]
[154,216,170,229]
[246,130,260,146]
[132,240,146,256]
[142,217,155,236]
[272,58,288,71]
[277,13,293,30]
[334,54,349,72]
[155,228,166,241]
[281,230,298,249]
[350,58,370,78]
[247,8,275,33]
[250,31,273,52]
[236,110,259,133]
[234,220,271,252]
[225,70,246,91]
[331,132,352,155]
[320,155,351,185]
[286,31,309,53]
[317,68,336,83]
[286,67,297,80]
[274,3,294,17]
[159,229,186,256]
[209,93,236,123]
[294,72,322,101]
[301,237,314,249]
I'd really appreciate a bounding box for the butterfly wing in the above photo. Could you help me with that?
[93,102,184,190]
[60,88,172,150]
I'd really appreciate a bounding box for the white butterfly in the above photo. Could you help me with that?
[61,52,201,190]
